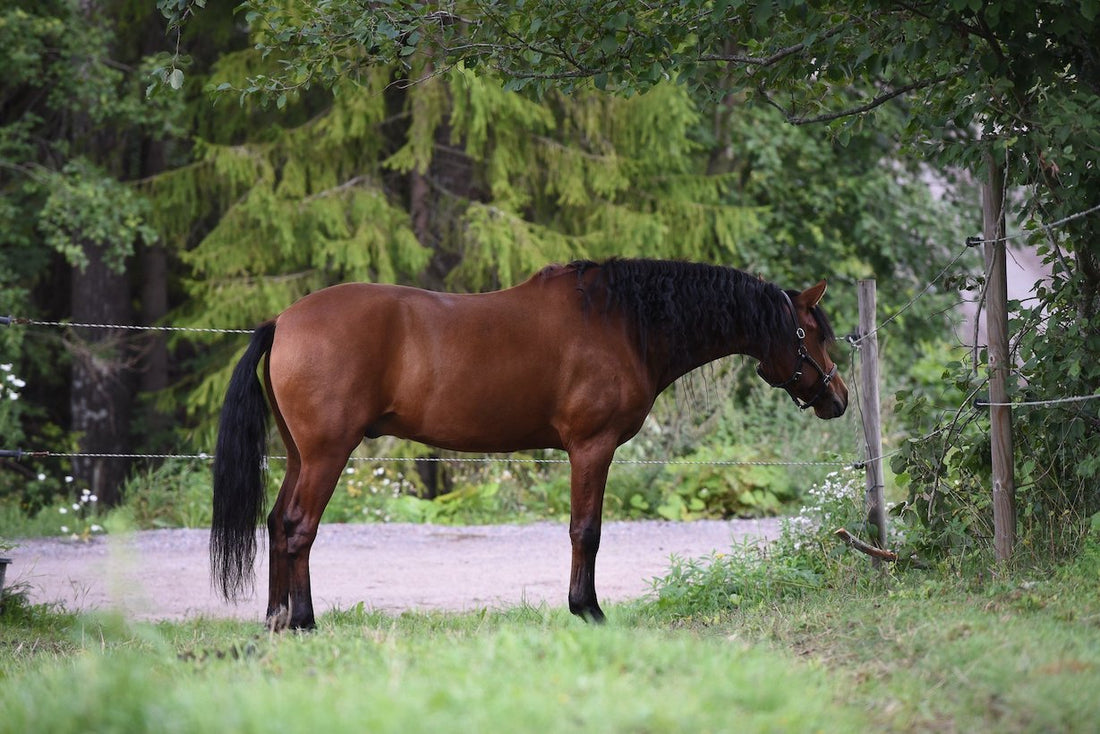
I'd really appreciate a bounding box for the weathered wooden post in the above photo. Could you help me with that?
[983,152,1016,562]
[857,279,888,557]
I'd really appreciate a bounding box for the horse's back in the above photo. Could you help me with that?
[264,275,648,453]
[271,279,572,368]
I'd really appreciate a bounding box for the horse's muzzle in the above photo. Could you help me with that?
[813,379,848,420]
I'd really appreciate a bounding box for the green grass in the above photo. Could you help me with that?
[1,605,864,733]
[4,541,1100,733]
[5,471,1098,732]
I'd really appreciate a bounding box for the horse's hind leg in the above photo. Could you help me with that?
[280,447,356,630]
[264,380,356,631]
[265,455,298,630]
[264,365,298,630]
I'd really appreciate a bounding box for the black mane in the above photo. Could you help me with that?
[568,258,834,359]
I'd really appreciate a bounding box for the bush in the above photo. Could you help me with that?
[648,468,871,618]
[117,459,213,529]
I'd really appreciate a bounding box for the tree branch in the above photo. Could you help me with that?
[834,528,899,561]
[761,74,953,125]
[698,23,849,67]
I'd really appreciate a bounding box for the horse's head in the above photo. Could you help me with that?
[756,281,848,419]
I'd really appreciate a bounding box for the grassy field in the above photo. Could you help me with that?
[3,534,1099,733]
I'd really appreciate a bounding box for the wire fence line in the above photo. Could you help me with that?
[0,448,857,469]
[966,201,1100,246]
[0,297,870,472]
[975,393,1100,409]
[847,239,975,348]
[848,199,1100,347]
[1,315,253,335]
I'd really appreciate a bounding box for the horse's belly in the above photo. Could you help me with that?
[365,406,563,453]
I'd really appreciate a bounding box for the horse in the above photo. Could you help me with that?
[211,258,848,630]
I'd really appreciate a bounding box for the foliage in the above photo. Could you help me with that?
[0,362,26,472]
[894,286,1100,560]
[37,160,157,274]
[171,0,1100,564]
[1,0,172,277]
[648,468,867,617]
[0,0,182,508]
[649,542,824,619]
[115,459,214,529]
[0,476,107,541]
[325,462,441,523]
[16,0,1088,562]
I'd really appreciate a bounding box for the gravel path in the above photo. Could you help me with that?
[6,519,780,622]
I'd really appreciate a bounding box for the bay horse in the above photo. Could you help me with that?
[211,258,848,630]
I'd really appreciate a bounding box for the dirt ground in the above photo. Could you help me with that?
[6,519,780,623]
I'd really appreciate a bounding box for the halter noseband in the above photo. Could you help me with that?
[757,291,838,411]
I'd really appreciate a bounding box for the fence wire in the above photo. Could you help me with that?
[967,201,1100,246]
[975,393,1100,409]
[849,199,1100,347]
[1,448,856,469]
[2,315,252,335]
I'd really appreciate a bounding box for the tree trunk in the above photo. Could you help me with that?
[69,244,133,506]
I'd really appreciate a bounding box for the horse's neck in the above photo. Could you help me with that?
[651,326,765,393]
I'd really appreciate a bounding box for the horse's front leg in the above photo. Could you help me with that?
[566,442,615,623]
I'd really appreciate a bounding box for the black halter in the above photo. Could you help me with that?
[757,291,838,411]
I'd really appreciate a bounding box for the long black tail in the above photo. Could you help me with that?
[211,321,276,602]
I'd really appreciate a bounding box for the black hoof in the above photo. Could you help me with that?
[290,617,316,631]
[570,602,606,624]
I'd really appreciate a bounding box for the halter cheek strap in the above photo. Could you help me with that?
[757,292,838,411]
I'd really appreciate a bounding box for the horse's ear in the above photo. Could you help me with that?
[798,280,827,308]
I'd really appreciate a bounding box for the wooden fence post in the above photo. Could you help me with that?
[857,279,887,556]
[983,152,1016,562]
